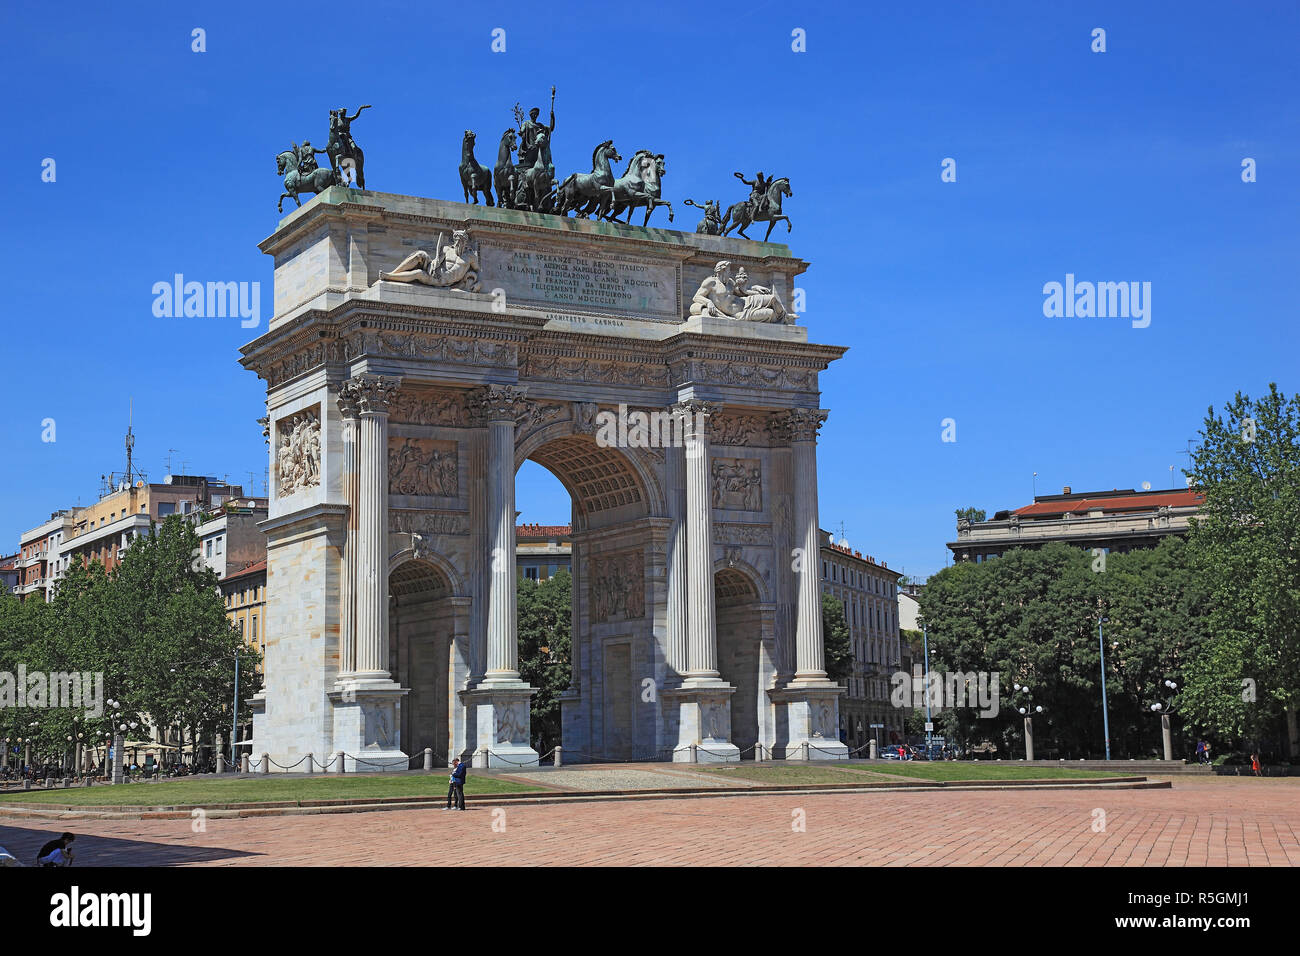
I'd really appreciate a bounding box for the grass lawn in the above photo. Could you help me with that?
[0,773,542,808]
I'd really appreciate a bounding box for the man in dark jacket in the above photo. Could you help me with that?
[444,757,467,811]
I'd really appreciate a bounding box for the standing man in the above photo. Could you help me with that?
[444,757,467,811]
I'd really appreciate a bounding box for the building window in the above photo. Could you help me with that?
[525,567,539,581]
[251,615,257,640]
[206,540,213,558]
[158,502,176,517]
[215,537,223,555]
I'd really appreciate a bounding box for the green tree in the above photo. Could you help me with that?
[516,570,572,754]
[1182,384,1300,757]
[918,541,1205,758]
[954,507,986,523]
[821,593,852,684]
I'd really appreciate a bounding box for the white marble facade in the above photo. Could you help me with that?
[242,186,849,769]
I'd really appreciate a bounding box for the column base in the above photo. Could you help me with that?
[462,681,540,768]
[772,681,849,761]
[329,679,409,773]
[664,681,740,763]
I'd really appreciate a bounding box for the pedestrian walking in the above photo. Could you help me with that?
[444,757,467,811]
[1251,752,1262,777]
[35,832,76,867]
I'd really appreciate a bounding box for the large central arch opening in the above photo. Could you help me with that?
[515,429,657,761]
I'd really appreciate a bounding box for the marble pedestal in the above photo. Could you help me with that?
[464,682,540,768]
[329,679,410,772]
[774,682,849,760]
[666,682,741,763]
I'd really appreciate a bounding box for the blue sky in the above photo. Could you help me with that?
[2,1,1296,579]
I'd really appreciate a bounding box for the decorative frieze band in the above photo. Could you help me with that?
[390,510,470,537]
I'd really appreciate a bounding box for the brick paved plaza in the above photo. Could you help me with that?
[2,776,1297,866]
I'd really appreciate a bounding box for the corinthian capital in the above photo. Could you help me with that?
[671,399,721,420]
[344,374,402,416]
[336,383,361,419]
[471,384,532,424]
[770,408,828,444]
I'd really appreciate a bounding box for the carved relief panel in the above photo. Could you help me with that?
[711,457,762,511]
[388,437,459,497]
[588,550,646,623]
[389,388,471,428]
[275,405,322,498]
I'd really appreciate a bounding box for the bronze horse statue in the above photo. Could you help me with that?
[600,150,673,226]
[556,140,621,218]
[276,147,338,213]
[722,177,792,241]
[493,129,519,209]
[459,130,494,205]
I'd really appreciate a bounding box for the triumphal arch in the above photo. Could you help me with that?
[241,185,848,769]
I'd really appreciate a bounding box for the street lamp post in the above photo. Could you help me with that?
[921,624,933,755]
[1011,683,1045,761]
[232,652,240,773]
[1151,678,1179,761]
[1098,615,1112,761]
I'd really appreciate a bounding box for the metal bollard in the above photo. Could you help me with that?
[241,754,250,774]
[802,741,810,761]
[869,739,878,760]
[305,752,313,774]
[260,752,270,775]
[424,748,433,771]
[553,745,562,767]
[689,744,698,763]
[83,777,93,787]
[216,754,225,774]
[337,752,347,774]
[62,776,71,788]
[23,779,31,790]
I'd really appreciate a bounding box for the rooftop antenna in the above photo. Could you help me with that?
[1174,438,1197,486]
[247,471,258,497]
[1032,471,1038,498]
[836,520,849,549]
[125,399,136,486]
[166,448,180,475]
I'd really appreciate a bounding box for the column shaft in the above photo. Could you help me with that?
[338,392,360,676]
[665,441,688,678]
[485,416,519,679]
[353,376,399,679]
[683,401,719,680]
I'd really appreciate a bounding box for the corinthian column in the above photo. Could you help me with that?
[664,428,689,681]
[353,374,401,680]
[781,408,830,682]
[681,399,721,682]
[474,385,531,685]
[336,384,361,677]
